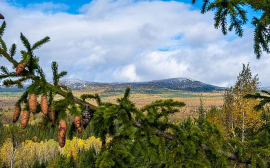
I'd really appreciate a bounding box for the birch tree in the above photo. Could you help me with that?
[231,64,265,141]
[0,126,26,168]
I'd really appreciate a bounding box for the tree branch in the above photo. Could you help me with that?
[0,48,18,67]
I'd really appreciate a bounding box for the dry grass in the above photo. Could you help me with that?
[0,90,224,124]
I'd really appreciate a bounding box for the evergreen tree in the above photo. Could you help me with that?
[31,160,47,168]
[79,147,96,168]
[192,0,270,58]
[196,95,207,127]
[54,154,68,168]
[67,153,76,168]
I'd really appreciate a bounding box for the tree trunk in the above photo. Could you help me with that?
[241,111,245,142]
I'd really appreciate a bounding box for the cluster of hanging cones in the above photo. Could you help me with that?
[12,93,88,148]
[12,94,55,128]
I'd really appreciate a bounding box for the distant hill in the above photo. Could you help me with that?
[260,86,270,92]
[59,78,225,92]
[0,86,25,92]
[0,78,226,92]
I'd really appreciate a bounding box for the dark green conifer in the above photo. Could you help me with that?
[192,0,270,59]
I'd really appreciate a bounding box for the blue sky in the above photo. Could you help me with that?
[0,0,269,87]
[7,0,204,13]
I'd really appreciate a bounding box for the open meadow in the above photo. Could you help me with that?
[0,89,224,124]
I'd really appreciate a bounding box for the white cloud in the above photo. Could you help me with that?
[0,0,269,87]
[113,64,141,82]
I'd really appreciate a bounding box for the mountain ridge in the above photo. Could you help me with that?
[59,77,225,92]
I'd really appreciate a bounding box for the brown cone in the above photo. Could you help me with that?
[58,120,67,148]
[77,127,82,133]
[74,116,81,129]
[59,120,67,131]
[0,13,4,19]
[21,110,30,128]
[13,105,21,123]
[3,81,9,87]
[48,107,55,124]
[29,93,37,113]
[40,96,48,115]
[15,63,26,75]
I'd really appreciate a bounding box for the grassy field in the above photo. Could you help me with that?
[0,88,224,124]
[73,88,224,108]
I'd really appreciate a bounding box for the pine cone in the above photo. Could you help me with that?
[77,127,82,133]
[3,81,9,87]
[13,105,21,123]
[82,110,91,128]
[74,116,81,129]
[48,107,55,124]
[21,110,30,128]
[15,63,26,75]
[59,120,67,131]
[29,93,37,113]
[83,118,90,129]
[58,134,66,148]
[0,13,4,19]
[58,120,67,148]
[40,95,48,115]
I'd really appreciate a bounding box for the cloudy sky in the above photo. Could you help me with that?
[0,0,269,87]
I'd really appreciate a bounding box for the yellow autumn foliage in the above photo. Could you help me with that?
[61,136,102,160]
[0,136,101,168]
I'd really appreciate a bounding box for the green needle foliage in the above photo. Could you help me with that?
[245,90,270,110]
[1,15,270,167]
[192,0,270,59]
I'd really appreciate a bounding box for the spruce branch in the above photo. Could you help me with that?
[201,0,210,13]
[20,33,32,53]
[124,87,130,99]
[0,38,7,52]
[253,15,270,58]
[2,79,24,88]
[0,21,6,37]
[52,61,59,86]
[0,74,17,80]
[37,66,45,80]
[0,66,9,74]
[0,48,18,67]
[9,44,16,58]
[58,71,67,78]
[32,36,50,50]
[16,89,29,105]
[245,91,270,110]
[80,94,97,101]
[193,0,268,59]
